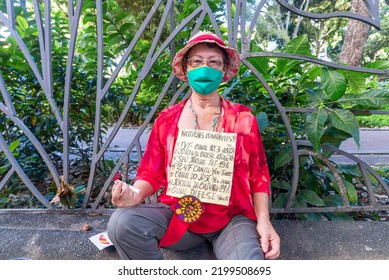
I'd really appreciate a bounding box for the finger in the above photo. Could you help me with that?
[111,180,123,202]
[120,183,131,198]
[264,245,280,259]
[260,235,270,254]
[264,239,280,259]
[264,249,278,259]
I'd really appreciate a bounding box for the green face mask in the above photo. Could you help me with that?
[187,66,223,95]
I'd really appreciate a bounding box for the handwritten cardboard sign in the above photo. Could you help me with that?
[167,129,237,206]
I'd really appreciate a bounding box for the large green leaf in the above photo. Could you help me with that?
[83,0,96,10]
[342,70,367,93]
[306,213,326,221]
[323,194,344,207]
[108,35,123,45]
[274,145,292,169]
[282,34,311,55]
[325,212,354,221]
[343,180,358,203]
[256,111,268,132]
[0,165,10,175]
[9,140,21,152]
[300,66,321,85]
[272,193,289,208]
[339,89,389,109]
[364,60,389,70]
[304,172,322,193]
[321,68,347,101]
[16,15,29,31]
[297,189,325,206]
[306,108,328,152]
[105,24,117,32]
[276,35,311,73]
[329,109,360,147]
[325,172,358,203]
[271,179,291,190]
[247,57,270,77]
[321,126,352,144]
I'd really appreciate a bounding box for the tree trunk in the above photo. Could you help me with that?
[339,0,370,66]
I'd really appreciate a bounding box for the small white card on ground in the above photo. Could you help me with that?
[89,231,113,250]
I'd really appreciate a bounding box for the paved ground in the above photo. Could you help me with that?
[1,212,388,260]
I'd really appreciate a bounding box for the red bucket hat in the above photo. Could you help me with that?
[172,31,241,82]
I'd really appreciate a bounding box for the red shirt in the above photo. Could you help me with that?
[135,97,270,234]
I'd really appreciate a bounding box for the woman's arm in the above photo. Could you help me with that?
[253,192,281,259]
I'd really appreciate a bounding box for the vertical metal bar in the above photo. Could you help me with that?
[239,0,246,51]
[63,0,84,183]
[92,0,165,161]
[170,0,177,98]
[82,0,104,208]
[246,0,267,52]
[6,0,15,29]
[31,0,63,128]
[231,0,240,49]
[226,0,233,44]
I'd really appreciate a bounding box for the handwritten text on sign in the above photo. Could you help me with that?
[167,129,237,206]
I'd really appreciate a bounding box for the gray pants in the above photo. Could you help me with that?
[107,203,264,260]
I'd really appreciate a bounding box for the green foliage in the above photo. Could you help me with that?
[222,34,389,220]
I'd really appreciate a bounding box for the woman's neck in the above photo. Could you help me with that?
[190,92,220,109]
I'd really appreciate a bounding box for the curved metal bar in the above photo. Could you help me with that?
[320,142,389,195]
[0,73,16,115]
[298,149,350,208]
[245,52,389,75]
[285,108,389,116]
[91,74,177,209]
[0,167,15,192]
[96,2,200,157]
[0,102,61,189]
[85,0,169,207]
[86,3,211,206]
[275,0,382,30]
[241,58,300,209]
[100,0,166,97]
[0,133,52,208]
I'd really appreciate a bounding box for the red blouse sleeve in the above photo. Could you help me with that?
[248,116,271,195]
[135,115,167,193]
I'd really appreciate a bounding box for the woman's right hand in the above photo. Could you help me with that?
[111,180,143,208]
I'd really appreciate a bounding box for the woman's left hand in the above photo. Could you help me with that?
[256,219,281,259]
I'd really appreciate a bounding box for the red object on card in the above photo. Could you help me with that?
[99,234,110,245]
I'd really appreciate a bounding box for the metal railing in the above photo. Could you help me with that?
[0,0,388,215]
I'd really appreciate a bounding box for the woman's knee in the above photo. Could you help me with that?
[107,208,138,243]
[213,215,263,260]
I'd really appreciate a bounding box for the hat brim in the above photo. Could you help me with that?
[172,39,240,82]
